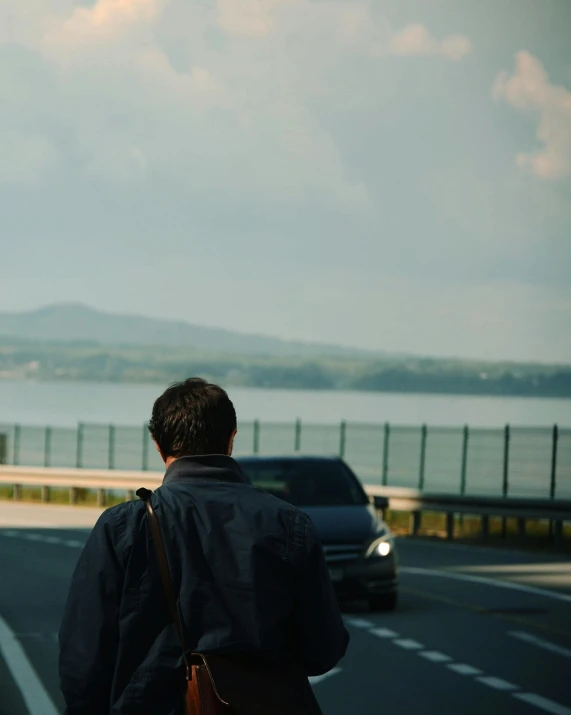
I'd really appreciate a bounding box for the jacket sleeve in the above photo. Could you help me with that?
[58,506,130,715]
[290,512,350,676]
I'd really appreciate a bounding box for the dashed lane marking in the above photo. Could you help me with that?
[514,694,571,715]
[420,651,452,663]
[369,628,399,639]
[477,676,517,691]
[394,639,423,650]
[0,530,84,548]
[345,621,571,715]
[447,663,483,676]
[509,631,571,660]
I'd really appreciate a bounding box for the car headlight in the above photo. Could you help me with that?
[364,534,393,558]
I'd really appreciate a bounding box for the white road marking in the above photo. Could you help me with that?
[514,693,571,715]
[477,676,517,691]
[394,639,423,650]
[447,663,483,676]
[309,667,342,685]
[344,618,375,629]
[400,566,571,604]
[1,530,85,548]
[0,614,60,715]
[420,651,452,663]
[509,631,571,660]
[369,628,398,639]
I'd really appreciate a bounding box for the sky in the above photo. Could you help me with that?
[1,0,570,363]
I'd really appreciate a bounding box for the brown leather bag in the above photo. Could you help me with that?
[137,488,323,715]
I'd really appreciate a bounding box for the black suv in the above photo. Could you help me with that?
[237,455,398,610]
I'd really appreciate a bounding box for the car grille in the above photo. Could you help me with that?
[322,544,363,563]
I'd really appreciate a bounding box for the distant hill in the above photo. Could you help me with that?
[0,303,380,358]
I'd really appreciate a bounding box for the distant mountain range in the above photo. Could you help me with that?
[0,303,380,358]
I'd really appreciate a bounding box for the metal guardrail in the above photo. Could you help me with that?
[0,421,569,500]
[1,466,569,548]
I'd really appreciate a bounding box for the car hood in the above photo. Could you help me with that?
[301,504,379,543]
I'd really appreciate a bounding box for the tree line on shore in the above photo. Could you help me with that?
[1,338,570,398]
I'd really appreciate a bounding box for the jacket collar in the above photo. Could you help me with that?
[162,455,247,486]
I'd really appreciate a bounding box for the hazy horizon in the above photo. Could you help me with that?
[1,0,570,363]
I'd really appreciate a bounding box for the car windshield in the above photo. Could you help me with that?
[238,459,368,507]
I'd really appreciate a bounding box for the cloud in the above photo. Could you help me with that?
[216,0,297,38]
[0,0,472,213]
[493,51,571,180]
[387,24,472,61]
[0,130,58,184]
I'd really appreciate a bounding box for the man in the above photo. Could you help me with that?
[59,378,349,714]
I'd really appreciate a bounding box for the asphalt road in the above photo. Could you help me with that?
[1,503,570,715]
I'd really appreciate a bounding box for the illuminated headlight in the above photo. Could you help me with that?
[364,535,393,558]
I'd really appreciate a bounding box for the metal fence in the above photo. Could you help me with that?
[0,421,569,500]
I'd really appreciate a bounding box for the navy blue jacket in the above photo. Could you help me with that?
[59,455,349,715]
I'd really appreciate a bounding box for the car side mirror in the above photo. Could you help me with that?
[373,495,389,511]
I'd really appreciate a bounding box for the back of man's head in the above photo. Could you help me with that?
[149,378,237,459]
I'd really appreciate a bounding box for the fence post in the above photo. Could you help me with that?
[13,424,21,466]
[418,424,427,491]
[460,425,469,495]
[501,424,510,538]
[502,424,510,497]
[339,421,346,459]
[142,423,149,471]
[0,433,6,465]
[550,424,559,500]
[44,426,52,468]
[108,424,115,470]
[76,422,84,469]
[253,421,260,454]
[382,422,390,486]
[294,419,302,452]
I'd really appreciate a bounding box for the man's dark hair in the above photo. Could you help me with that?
[149,378,237,458]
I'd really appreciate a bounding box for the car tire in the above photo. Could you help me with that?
[369,592,398,612]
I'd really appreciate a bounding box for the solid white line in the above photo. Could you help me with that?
[509,631,571,660]
[344,618,375,629]
[369,628,398,639]
[514,693,571,715]
[309,667,342,685]
[394,639,423,650]
[447,663,483,676]
[420,651,452,663]
[477,676,517,691]
[0,614,60,715]
[400,567,571,604]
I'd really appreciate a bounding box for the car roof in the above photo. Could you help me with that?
[235,454,342,463]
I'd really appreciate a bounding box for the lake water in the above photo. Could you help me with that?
[0,379,569,428]
[0,380,569,499]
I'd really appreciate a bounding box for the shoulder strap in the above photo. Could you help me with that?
[136,487,191,679]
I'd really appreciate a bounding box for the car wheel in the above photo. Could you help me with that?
[369,592,398,612]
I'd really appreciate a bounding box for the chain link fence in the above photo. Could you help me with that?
[0,420,568,499]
